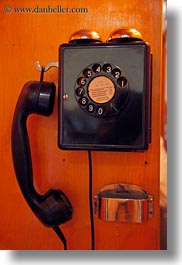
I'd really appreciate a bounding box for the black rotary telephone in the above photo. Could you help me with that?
[11,29,152,250]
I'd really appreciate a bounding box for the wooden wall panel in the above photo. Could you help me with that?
[0,0,162,249]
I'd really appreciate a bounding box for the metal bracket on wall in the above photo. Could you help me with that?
[34,61,59,72]
[94,183,154,223]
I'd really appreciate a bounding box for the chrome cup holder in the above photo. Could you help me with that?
[94,183,153,223]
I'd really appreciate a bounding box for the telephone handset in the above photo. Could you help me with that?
[11,81,73,249]
[11,28,152,249]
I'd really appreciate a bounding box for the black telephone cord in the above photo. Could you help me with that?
[53,226,67,250]
[88,150,95,250]
[52,151,94,250]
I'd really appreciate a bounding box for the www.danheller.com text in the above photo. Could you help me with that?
[4,4,89,14]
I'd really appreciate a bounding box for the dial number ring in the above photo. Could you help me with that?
[75,62,129,117]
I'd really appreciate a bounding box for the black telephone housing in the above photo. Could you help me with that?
[58,40,152,151]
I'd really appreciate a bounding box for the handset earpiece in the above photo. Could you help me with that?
[11,81,73,230]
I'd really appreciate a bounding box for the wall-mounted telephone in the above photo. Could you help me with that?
[59,28,152,151]
[11,28,152,250]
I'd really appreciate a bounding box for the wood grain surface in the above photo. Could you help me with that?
[0,0,163,250]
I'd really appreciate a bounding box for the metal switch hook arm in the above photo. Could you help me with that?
[34,61,59,72]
